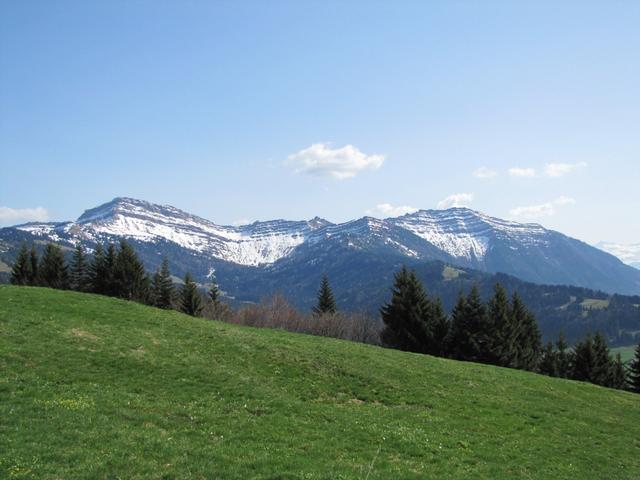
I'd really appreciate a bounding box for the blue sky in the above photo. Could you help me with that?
[1,1,639,243]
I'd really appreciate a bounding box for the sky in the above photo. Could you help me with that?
[1,1,639,244]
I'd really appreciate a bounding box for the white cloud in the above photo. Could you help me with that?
[366,203,418,218]
[509,167,537,178]
[473,167,497,179]
[509,196,576,219]
[0,206,49,226]
[544,162,587,178]
[286,143,384,180]
[437,193,474,209]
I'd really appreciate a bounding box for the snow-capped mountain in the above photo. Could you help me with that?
[596,242,640,270]
[4,197,640,295]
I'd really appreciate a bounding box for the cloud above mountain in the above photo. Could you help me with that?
[366,203,418,217]
[473,167,497,179]
[437,193,474,209]
[544,162,587,177]
[286,143,384,180]
[0,206,49,226]
[509,196,576,219]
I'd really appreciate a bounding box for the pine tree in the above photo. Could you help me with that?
[209,278,221,307]
[104,244,118,296]
[151,257,174,309]
[380,266,432,354]
[610,353,627,390]
[313,274,337,315]
[70,244,87,291]
[485,283,517,366]
[10,244,32,286]
[555,332,570,378]
[88,244,107,294]
[539,341,558,377]
[39,243,69,289]
[113,240,147,301]
[448,287,485,362]
[29,245,39,285]
[591,332,613,387]
[571,334,595,382]
[180,272,202,317]
[430,297,450,357]
[629,343,640,393]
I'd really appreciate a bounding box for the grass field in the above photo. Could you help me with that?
[1,286,639,479]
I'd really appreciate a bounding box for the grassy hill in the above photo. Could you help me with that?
[1,286,639,479]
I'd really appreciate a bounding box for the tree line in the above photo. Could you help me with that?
[375,266,640,393]
[10,241,640,394]
[9,241,221,317]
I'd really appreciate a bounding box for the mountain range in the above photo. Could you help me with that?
[1,197,639,344]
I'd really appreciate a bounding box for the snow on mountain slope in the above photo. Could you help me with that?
[597,242,640,269]
[389,208,549,262]
[18,198,329,266]
[6,197,640,294]
[12,198,556,266]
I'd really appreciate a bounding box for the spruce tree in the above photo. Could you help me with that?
[539,341,558,377]
[10,244,32,286]
[180,272,203,317]
[486,283,517,366]
[571,334,595,382]
[555,332,570,378]
[209,278,221,307]
[313,274,337,315]
[39,243,69,289]
[448,286,485,362]
[113,240,147,301]
[380,266,432,354]
[104,244,118,296]
[70,244,87,291]
[151,257,174,309]
[591,332,613,387]
[29,245,39,285]
[430,297,450,357]
[629,343,640,393]
[88,244,107,294]
[610,353,627,390]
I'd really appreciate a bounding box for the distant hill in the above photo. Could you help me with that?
[1,286,639,479]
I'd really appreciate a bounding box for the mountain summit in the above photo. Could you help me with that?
[5,197,640,295]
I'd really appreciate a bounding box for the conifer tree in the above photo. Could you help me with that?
[113,240,147,301]
[486,283,517,366]
[555,332,570,378]
[70,244,88,291]
[151,257,174,309]
[380,266,432,353]
[39,243,69,289]
[629,343,640,393]
[88,244,107,294]
[430,297,450,357]
[10,244,32,286]
[104,244,118,296]
[539,341,558,377]
[448,286,485,362]
[29,245,39,285]
[313,274,337,315]
[209,278,221,307]
[610,353,627,390]
[571,334,595,382]
[180,272,203,317]
[591,332,613,387]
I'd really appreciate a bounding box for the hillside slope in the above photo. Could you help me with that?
[1,286,639,479]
